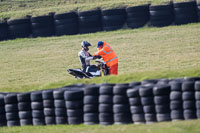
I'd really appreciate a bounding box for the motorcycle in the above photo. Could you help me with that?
[67,58,109,79]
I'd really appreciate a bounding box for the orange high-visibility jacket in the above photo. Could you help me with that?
[94,42,118,67]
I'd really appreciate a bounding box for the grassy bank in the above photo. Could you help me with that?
[1,120,200,133]
[0,23,200,92]
[0,0,196,19]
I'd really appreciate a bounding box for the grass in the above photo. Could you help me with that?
[1,120,200,133]
[0,23,200,92]
[0,0,196,19]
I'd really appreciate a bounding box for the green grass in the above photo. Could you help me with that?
[0,23,200,92]
[1,120,200,133]
[0,0,196,19]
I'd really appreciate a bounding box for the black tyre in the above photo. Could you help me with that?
[99,104,113,113]
[182,81,195,91]
[32,118,45,125]
[54,100,65,108]
[84,85,99,95]
[141,97,154,105]
[45,117,56,125]
[8,23,31,39]
[114,113,132,124]
[113,84,130,95]
[154,95,169,105]
[18,102,31,111]
[44,108,55,116]
[0,21,9,41]
[170,81,182,91]
[53,90,64,99]
[132,113,145,123]
[139,86,154,97]
[113,104,130,113]
[42,90,54,100]
[56,117,68,124]
[84,96,98,104]
[19,111,32,119]
[156,113,171,122]
[5,104,18,112]
[31,91,43,102]
[170,91,182,100]
[64,89,83,101]
[4,94,18,104]
[183,110,196,120]
[171,110,184,120]
[65,100,83,109]
[99,113,113,125]
[68,117,83,125]
[145,113,157,122]
[170,101,182,110]
[43,100,54,108]
[182,92,195,100]
[17,93,31,102]
[84,104,98,113]
[99,95,113,104]
[84,113,99,124]
[129,97,142,106]
[126,88,140,98]
[55,108,66,117]
[195,81,200,91]
[130,106,143,114]
[155,105,170,113]
[31,102,43,110]
[6,112,19,120]
[153,85,171,96]
[183,101,196,109]
[129,82,141,88]
[7,120,20,127]
[67,109,83,117]
[32,110,44,118]
[195,92,200,100]
[20,119,33,126]
[143,105,156,113]
[99,85,113,95]
[113,95,128,104]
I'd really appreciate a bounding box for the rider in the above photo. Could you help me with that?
[94,41,118,75]
[78,41,94,72]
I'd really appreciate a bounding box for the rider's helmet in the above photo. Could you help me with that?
[97,41,104,48]
[81,41,92,48]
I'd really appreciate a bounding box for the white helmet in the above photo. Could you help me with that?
[81,41,92,48]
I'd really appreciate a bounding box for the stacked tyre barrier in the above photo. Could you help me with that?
[99,84,115,125]
[18,92,33,126]
[195,81,200,118]
[42,90,56,125]
[65,86,84,125]
[149,3,174,27]
[0,1,200,41]
[101,8,126,31]
[84,85,100,125]
[78,9,102,34]
[198,3,200,21]
[113,84,132,124]
[170,80,184,120]
[2,77,200,127]
[126,4,150,29]
[54,12,79,36]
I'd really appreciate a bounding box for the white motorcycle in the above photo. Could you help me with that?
[67,58,109,79]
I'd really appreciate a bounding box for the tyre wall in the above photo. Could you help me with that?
[1,77,200,127]
[0,1,199,41]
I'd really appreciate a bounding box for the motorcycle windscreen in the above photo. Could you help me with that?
[86,65,101,76]
[68,69,90,78]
